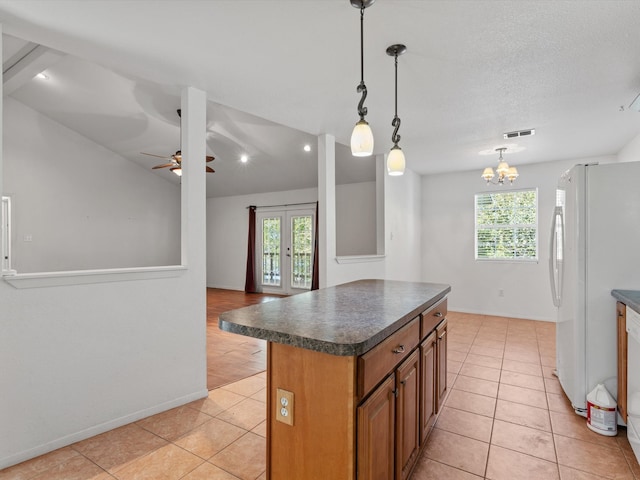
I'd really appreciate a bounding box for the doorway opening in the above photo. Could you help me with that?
[257,207,315,295]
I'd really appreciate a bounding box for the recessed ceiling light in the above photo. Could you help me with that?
[240,154,248,163]
[35,72,49,80]
[303,144,311,152]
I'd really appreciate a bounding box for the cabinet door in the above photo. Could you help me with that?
[617,302,628,423]
[357,374,396,480]
[396,350,420,480]
[420,331,437,444]
[436,319,448,410]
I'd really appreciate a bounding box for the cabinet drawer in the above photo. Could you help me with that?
[421,298,447,340]
[358,317,420,399]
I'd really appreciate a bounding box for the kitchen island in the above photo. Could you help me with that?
[219,279,451,480]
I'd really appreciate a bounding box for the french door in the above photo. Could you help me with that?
[257,208,315,295]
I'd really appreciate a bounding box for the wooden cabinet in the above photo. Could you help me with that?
[266,295,448,480]
[396,350,420,480]
[357,302,448,480]
[358,319,420,399]
[436,318,448,409]
[420,331,437,444]
[618,301,628,423]
[357,319,420,480]
[358,348,422,480]
[357,374,396,480]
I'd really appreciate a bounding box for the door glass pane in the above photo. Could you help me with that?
[262,217,281,286]
[291,215,312,290]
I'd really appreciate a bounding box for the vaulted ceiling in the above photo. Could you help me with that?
[1,0,640,197]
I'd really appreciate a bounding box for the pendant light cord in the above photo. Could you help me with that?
[356,2,368,120]
[360,5,364,83]
[391,53,401,146]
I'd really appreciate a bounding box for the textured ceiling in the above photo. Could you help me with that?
[1,0,640,196]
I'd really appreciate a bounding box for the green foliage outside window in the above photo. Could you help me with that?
[262,217,281,285]
[475,189,538,260]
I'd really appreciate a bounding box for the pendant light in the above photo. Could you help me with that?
[386,44,406,176]
[481,147,519,185]
[350,0,375,157]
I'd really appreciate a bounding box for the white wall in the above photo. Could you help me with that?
[618,131,640,163]
[3,97,180,273]
[325,163,423,287]
[421,156,615,321]
[384,168,422,282]
[0,87,208,469]
[206,187,318,290]
[335,181,376,256]
[207,156,423,291]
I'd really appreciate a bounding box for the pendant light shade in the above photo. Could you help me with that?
[387,146,405,176]
[350,0,375,157]
[351,119,374,156]
[386,43,407,176]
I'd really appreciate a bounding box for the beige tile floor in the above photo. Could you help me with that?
[2,312,639,479]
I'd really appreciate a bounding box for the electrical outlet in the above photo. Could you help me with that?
[276,388,294,426]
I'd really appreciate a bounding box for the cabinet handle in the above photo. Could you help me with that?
[435,312,443,318]
[400,379,407,385]
[438,332,446,340]
[392,388,399,398]
[392,345,405,354]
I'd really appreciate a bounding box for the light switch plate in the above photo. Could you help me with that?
[276,388,294,426]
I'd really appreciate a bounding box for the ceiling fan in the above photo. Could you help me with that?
[141,109,215,176]
[142,150,215,176]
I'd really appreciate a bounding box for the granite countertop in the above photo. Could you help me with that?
[612,290,640,314]
[219,279,451,356]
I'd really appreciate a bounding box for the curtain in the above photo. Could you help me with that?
[311,201,320,290]
[245,206,261,293]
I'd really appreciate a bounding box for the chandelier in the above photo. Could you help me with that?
[481,147,519,185]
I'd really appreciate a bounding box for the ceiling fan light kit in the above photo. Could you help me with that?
[350,0,375,157]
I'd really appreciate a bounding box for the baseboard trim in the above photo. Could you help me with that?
[0,388,208,470]
[450,307,555,322]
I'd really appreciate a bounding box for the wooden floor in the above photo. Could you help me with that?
[206,288,283,389]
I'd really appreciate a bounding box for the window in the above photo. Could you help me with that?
[475,189,538,261]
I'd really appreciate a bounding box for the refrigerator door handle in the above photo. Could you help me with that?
[549,206,564,307]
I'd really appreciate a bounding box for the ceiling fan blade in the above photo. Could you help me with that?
[206,166,215,173]
[141,152,173,160]
[205,156,215,162]
[152,163,176,169]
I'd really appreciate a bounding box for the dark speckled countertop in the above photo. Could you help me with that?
[219,279,451,356]
[612,290,640,314]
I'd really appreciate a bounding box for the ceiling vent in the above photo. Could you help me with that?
[503,129,535,139]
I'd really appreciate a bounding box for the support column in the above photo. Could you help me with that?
[180,87,208,388]
[376,154,386,256]
[180,87,207,269]
[318,134,336,289]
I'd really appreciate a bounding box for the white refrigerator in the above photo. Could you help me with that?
[550,162,640,417]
